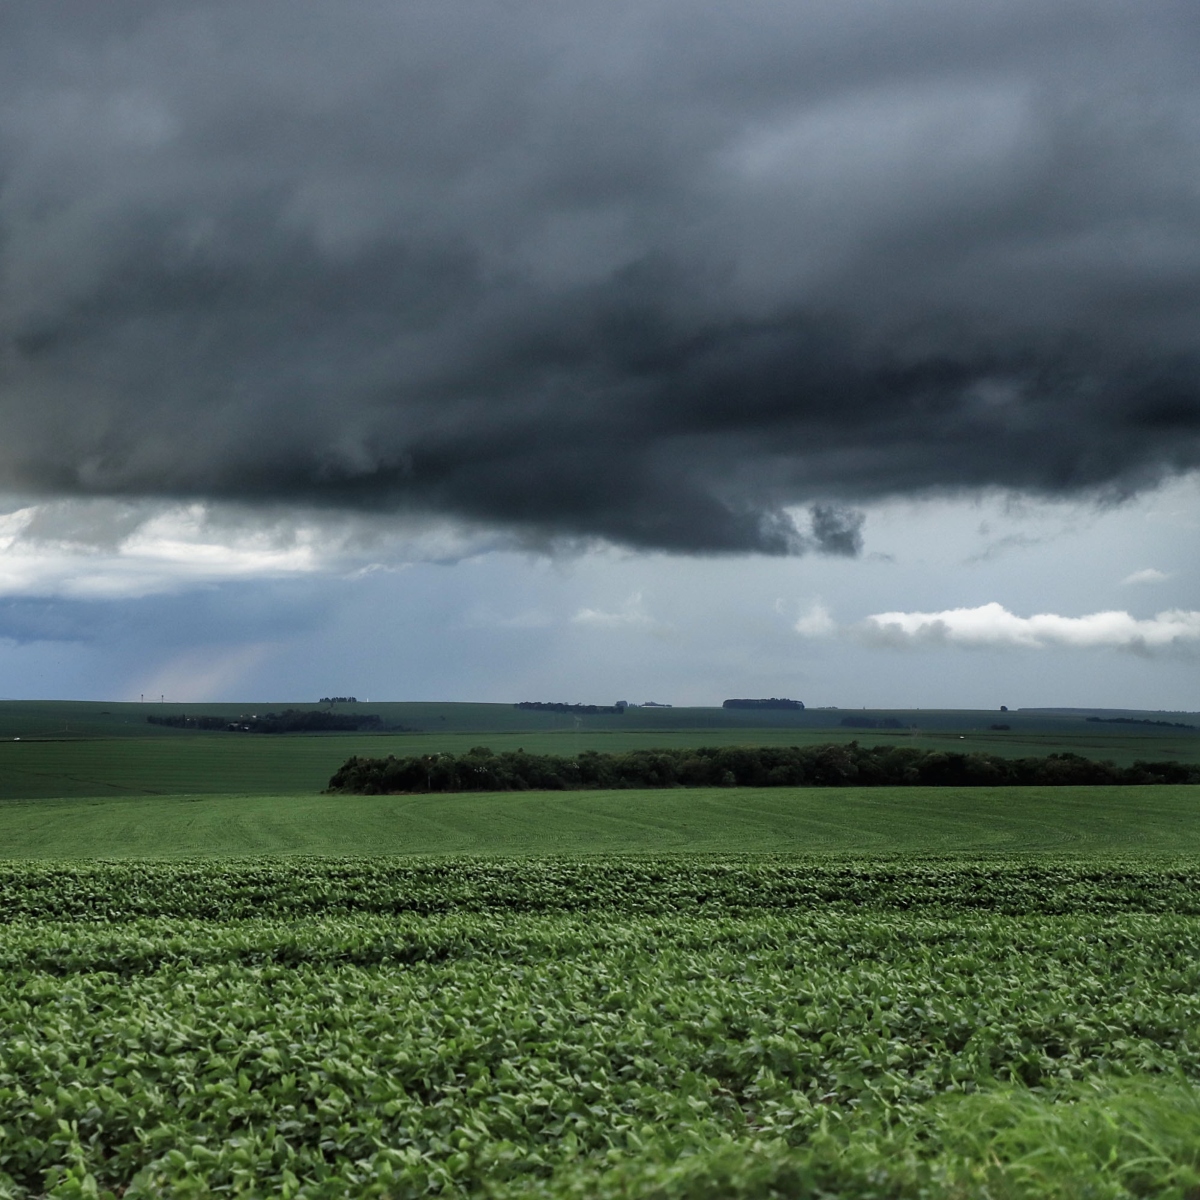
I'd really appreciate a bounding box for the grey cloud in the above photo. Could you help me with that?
[810,505,864,557]
[2,1,1200,553]
[964,532,1045,565]
[16,498,154,551]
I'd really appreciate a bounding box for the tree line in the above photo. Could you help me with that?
[327,742,1200,794]
[1086,716,1196,730]
[513,702,623,715]
[150,710,383,734]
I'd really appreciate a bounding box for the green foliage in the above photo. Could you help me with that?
[527,1080,1200,1199]
[3,856,1200,918]
[328,743,1200,793]
[1,862,1200,1197]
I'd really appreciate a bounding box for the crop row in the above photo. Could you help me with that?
[2,856,1200,921]
[1,910,1199,1197]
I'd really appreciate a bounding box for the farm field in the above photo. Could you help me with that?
[1,783,1199,858]
[2,724,1199,801]
[0,858,1198,1198]
[4,700,1200,1196]
[14,699,1197,739]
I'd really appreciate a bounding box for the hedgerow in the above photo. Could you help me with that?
[327,742,1200,794]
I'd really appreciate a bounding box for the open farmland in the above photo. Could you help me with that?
[0,859,1199,1198]
[3,701,1200,1196]
[0,699,1198,801]
[12,728,1197,800]
[0,784,1199,859]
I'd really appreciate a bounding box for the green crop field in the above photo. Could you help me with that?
[1,783,1199,859]
[4,699,1200,1196]
[1,859,1200,1198]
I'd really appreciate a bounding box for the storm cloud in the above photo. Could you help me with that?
[2,1,1200,553]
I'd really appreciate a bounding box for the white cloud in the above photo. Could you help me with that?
[0,503,320,598]
[0,497,505,599]
[795,602,836,637]
[861,602,1200,653]
[571,592,658,630]
[1121,567,1172,585]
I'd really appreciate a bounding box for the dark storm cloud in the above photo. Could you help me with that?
[2,0,1200,553]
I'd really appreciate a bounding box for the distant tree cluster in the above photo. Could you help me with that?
[840,716,906,729]
[1086,716,1196,730]
[150,710,382,734]
[327,742,1200,794]
[514,702,623,715]
[723,698,805,710]
[146,715,231,732]
[320,696,359,704]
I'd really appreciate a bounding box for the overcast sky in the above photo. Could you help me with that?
[1,1,1198,707]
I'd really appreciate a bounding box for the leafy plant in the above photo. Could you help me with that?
[1,859,1200,1195]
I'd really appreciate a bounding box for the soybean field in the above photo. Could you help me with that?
[1,859,1200,1198]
